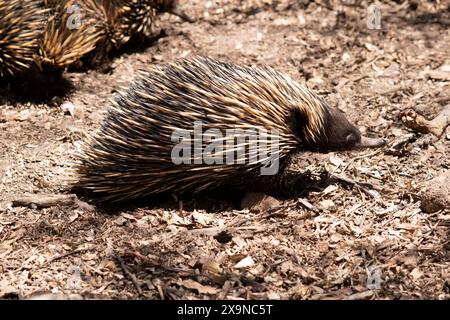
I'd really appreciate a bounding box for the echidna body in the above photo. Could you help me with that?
[0,0,192,76]
[0,0,48,77]
[74,57,385,202]
[117,0,192,41]
[39,0,105,69]
[40,0,137,69]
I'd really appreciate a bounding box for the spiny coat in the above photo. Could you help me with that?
[73,57,385,202]
[0,0,48,77]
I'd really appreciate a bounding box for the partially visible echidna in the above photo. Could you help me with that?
[117,0,193,42]
[80,0,193,66]
[39,0,105,69]
[1,0,192,76]
[82,0,156,66]
[73,57,386,202]
[48,0,193,68]
[152,0,194,22]
[0,0,48,77]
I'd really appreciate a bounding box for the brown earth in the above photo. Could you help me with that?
[0,0,449,300]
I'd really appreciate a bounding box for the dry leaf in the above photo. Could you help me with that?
[234,256,255,269]
[180,279,220,295]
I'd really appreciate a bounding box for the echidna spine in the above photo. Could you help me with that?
[72,57,386,202]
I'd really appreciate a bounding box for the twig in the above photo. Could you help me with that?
[116,255,143,297]
[385,133,416,156]
[12,194,76,209]
[190,226,226,236]
[332,174,380,199]
[296,198,320,214]
[436,96,450,105]
[119,250,196,275]
[178,200,184,217]
[341,149,383,174]
[44,247,92,266]
[390,133,416,149]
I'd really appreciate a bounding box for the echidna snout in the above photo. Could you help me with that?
[155,0,195,22]
[300,102,387,152]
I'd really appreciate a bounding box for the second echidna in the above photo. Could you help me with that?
[73,57,386,203]
[39,0,103,70]
[0,0,48,77]
[48,0,193,68]
[1,0,193,76]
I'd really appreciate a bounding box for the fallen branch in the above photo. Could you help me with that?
[12,194,76,209]
[44,246,93,266]
[401,104,450,138]
[332,174,381,199]
[116,255,143,297]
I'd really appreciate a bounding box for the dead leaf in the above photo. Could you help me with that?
[234,256,255,269]
[240,192,280,213]
[114,217,127,226]
[180,279,220,295]
[410,268,423,281]
[319,200,336,211]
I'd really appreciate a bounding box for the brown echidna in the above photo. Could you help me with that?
[73,57,386,202]
[39,0,104,69]
[0,0,48,77]
[0,0,192,77]
[81,0,187,66]
[151,0,194,22]
[117,0,193,42]
[39,0,192,69]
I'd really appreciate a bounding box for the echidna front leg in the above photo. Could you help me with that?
[235,155,306,210]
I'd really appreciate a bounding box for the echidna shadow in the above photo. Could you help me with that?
[71,57,387,212]
[83,29,168,74]
[0,73,74,105]
[73,169,331,214]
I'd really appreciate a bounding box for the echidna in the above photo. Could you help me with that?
[0,0,48,77]
[39,0,104,69]
[0,0,192,76]
[39,0,192,69]
[73,57,386,202]
[118,0,193,41]
[84,0,192,65]
[152,0,194,22]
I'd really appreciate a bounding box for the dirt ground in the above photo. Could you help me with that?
[0,0,449,300]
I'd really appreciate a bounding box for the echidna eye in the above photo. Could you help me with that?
[346,133,358,145]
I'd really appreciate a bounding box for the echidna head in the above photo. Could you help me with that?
[156,0,194,22]
[300,102,386,153]
[154,0,176,12]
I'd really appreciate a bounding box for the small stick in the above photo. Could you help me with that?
[44,247,92,266]
[178,200,184,217]
[296,198,320,214]
[389,133,416,150]
[436,96,450,105]
[332,174,380,199]
[190,226,226,236]
[401,104,450,138]
[116,255,143,297]
[12,194,76,209]
[341,149,383,174]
